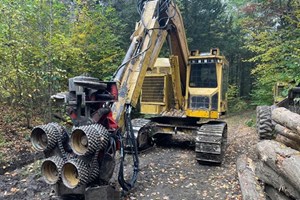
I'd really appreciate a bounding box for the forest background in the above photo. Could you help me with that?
[0,0,299,126]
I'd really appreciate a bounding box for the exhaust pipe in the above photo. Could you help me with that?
[61,159,89,189]
[41,156,65,185]
[70,124,109,156]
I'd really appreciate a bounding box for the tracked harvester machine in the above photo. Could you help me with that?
[30,0,229,199]
[138,49,229,163]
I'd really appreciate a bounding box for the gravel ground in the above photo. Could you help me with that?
[0,110,258,200]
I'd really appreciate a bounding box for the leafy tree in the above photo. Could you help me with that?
[0,0,124,125]
[105,0,138,50]
[69,2,124,80]
[242,0,300,105]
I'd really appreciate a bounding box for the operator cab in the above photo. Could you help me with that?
[185,48,229,119]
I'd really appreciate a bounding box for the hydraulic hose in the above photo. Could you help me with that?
[118,105,139,192]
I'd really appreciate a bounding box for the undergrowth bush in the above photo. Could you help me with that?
[228,84,251,113]
[0,134,5,147]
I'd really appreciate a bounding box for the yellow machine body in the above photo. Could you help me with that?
[140,48,229,120]
[273,82,288,104]
[110,0,229,164]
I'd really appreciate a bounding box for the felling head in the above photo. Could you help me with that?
[31,126,48,151]
[31,123,68,152]
[31,124,57,151]
[61,159,89,189]
[71,128,89,155]
[41,156,65,185]
[70,124,109,156]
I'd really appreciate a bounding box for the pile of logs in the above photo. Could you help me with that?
[256,140,300,200]
[272,107,300,151]
[237,107,300,200]
[257,107,300,200]
[236,154,265,200]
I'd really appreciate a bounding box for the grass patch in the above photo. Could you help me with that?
[0,133,6,147]
[245,118,255,127]
[244,112,256,127]
[19,160,42,178]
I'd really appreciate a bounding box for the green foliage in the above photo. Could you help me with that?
[0,0,297,124]
[242,0,300,104]
[70,3,124,79]
[0,134,6,147]
[20,160,42,178]
[227,84,239,103]
[250,82,273,105]
[0,0,124,124]
[228,84,250,112]
[245,118,255,127]
[177,0,229,52]
[243,111,256,127]
[108,0,139,50]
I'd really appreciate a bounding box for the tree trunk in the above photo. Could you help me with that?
[236,154,265,200]
[274,124,300,143]
[265,185,293,200]
[275,134,300,151]
[256,140,300,192]
[255,161,300,199]
[272,107,300,134]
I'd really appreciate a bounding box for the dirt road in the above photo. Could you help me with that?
[0,110,258,200]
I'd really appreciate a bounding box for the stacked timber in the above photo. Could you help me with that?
[256,140,300,200]
[272,107,300,150]
[236,154,265,200]
[255,107,300,200]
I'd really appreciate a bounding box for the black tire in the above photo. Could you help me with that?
[256,106,275,140]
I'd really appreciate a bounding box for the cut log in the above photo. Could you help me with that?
[256,140,300,192]
[272,107,300,135]
[236,154,265,200]
[275,134,300,151]
[265,185,293,200]
[274,124,300,144]
[255,161,300,199]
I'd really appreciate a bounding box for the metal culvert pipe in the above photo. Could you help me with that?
[70,124,109,156]
[41,156,65,185]
[61,159,89,189]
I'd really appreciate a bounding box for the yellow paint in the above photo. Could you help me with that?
[170,56,184,109]
[185,109,219,119]
[188,88,218,96]
[184,52,228,115]
[140,50,228,121]
[140,104,164,115]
